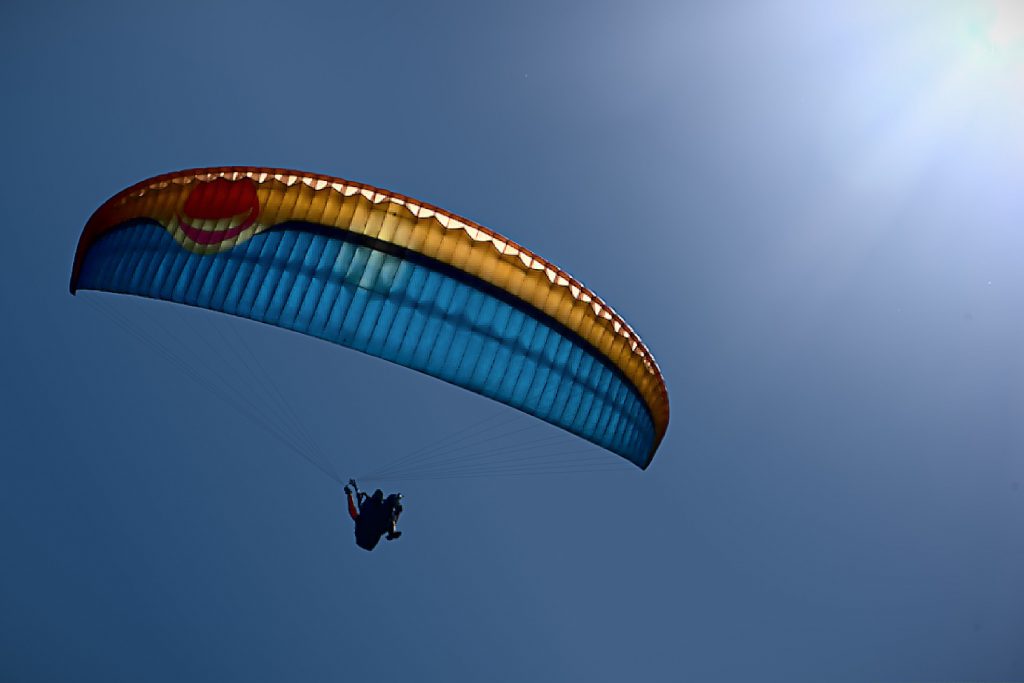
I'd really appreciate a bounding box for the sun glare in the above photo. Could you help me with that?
[940,0,1024,147]
[960,0,1024,72]
[985,0,1024,52]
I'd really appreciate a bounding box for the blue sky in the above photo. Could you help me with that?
[1,1,1022,680]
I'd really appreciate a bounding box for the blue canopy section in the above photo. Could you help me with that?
[76,220,656,466]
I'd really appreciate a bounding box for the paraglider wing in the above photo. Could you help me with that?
[70,168,669,467]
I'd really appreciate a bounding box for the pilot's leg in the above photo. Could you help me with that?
[385,511,402,540]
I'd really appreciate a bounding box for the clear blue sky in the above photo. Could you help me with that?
[2,1,1022,680]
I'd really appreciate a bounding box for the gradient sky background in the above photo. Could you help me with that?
[2,1,1023,680]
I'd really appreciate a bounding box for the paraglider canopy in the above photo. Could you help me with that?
[71,167,669,468]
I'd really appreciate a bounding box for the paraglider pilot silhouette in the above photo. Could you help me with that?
[345,479,403,551]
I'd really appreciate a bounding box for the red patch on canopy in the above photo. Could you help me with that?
[179,178,260,245]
